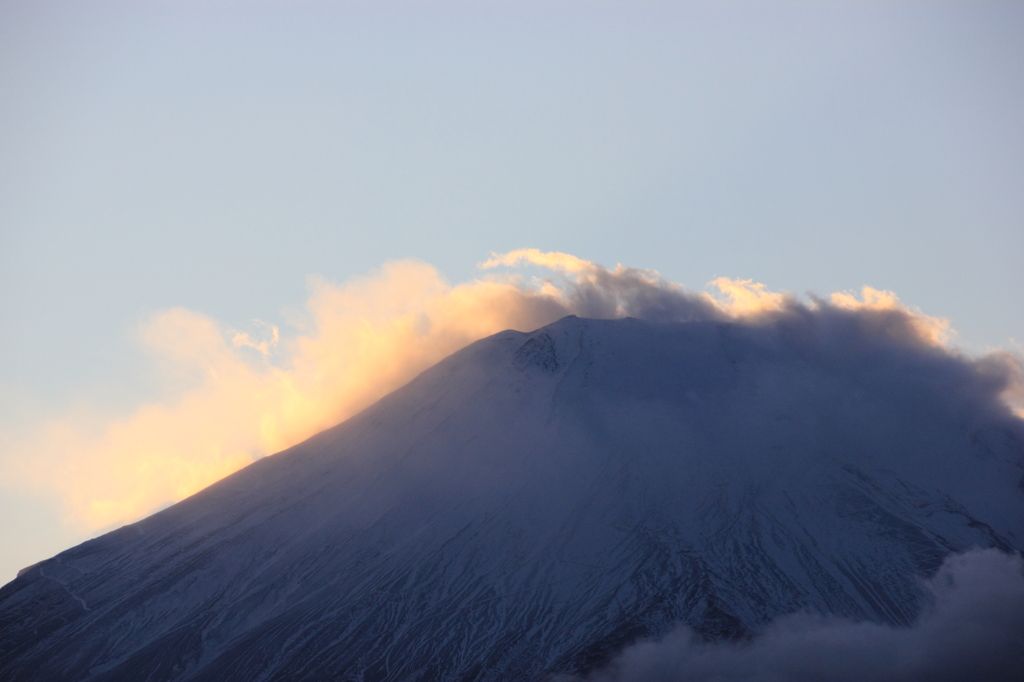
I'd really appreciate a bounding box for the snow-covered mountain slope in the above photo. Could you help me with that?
[2,316,1023,681]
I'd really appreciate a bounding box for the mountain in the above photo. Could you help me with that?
[1,315,1022,681]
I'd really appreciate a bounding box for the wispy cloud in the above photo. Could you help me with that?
[0,251,1006,533]
[564,549,1024,682]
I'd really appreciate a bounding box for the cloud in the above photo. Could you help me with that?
[565,549,1024,682]
[706,276,791,316]
[829,286,954,347]
[231,319,279,357]
[0,251,1015,534]
[481,247,596,274]
[1,259,562,531]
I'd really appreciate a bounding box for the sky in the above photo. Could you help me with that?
[1,0,1023,582]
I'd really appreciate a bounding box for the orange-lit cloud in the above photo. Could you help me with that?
[705,277,791,316]
[2,258,570,532]
[830,286,953,346]
[480,247,595,274]
[0,251,987,533]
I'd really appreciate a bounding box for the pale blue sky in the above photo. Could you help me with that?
[1,0,1023,580]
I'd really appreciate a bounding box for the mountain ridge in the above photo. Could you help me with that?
[1,315,1022,681]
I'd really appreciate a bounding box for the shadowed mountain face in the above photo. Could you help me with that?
[1,316,1022,681]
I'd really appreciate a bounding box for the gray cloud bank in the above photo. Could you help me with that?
[564,549,1024,682]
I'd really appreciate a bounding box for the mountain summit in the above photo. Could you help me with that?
[2,315,1022,681]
